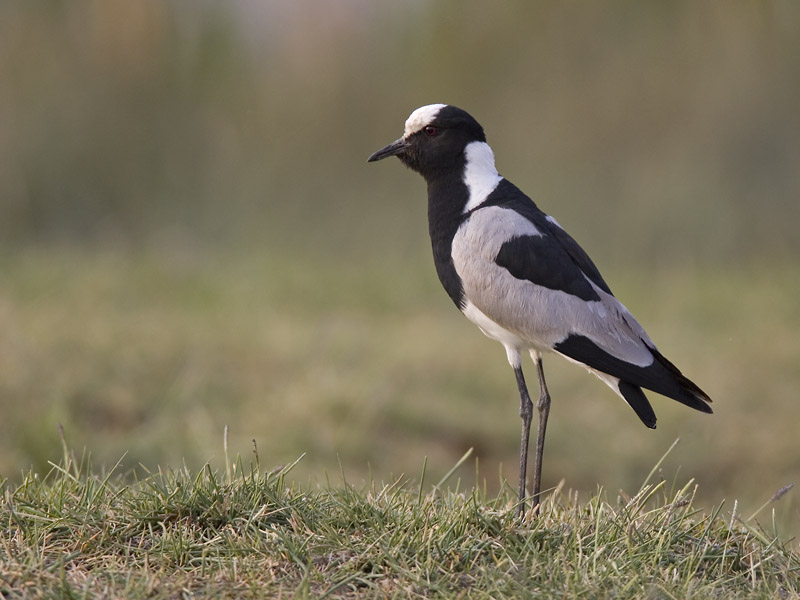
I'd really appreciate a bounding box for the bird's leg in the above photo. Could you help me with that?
[514,365,533,517]
[531,356,551,510]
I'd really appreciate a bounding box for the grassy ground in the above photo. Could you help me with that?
[0,246,798,543]
[1,440,798,599]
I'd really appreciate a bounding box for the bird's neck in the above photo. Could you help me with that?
[425,144,502,310]
[426,141,503,237]
[426,171,468,309]
[461,141,502,212]
[426,171,469,241]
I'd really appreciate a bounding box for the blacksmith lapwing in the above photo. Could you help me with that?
[368,104,712,515]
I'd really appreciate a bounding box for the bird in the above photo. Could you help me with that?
[367,104,712,515]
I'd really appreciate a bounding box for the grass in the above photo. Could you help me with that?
[0,246,799,548]
[2,436,798,599]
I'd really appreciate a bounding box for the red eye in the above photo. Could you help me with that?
[423,125,438,136]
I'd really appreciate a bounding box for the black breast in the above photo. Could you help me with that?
[426,174,470,310]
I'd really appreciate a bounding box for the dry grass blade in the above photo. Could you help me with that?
[2,444,799,599]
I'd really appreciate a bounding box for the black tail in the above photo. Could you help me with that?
[650,348,713,414]
[618,381,657,428]
[619,350,713,427]
[554,334,713,421]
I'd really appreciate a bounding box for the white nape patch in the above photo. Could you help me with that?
[462,300,526,368]
[462,141,503,213]
[404,103,447,137]
[546,215,563,229]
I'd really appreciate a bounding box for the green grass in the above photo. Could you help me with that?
[0,247,799,547]
[2,438,798,599]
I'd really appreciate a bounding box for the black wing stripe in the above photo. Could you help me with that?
[494,235,601,302]
[482,179,613,296]
[547,225,613,296]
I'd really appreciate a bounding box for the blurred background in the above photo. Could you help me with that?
[1,2,798,534]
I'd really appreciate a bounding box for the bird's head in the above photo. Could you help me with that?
[368,104,487,182]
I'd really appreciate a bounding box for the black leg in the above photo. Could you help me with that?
[531,356,551,510]
[514,365,533,516]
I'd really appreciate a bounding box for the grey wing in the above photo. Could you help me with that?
[453,204,712,419]
[452,205,712,421]
[453,205,656,367]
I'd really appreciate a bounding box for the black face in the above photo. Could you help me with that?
[368,105,486,183]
